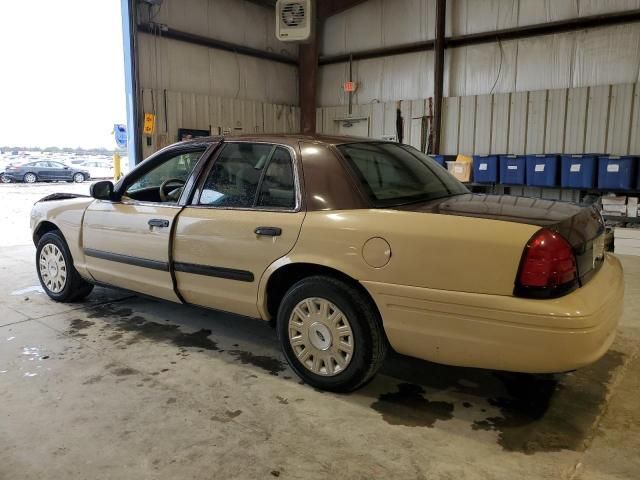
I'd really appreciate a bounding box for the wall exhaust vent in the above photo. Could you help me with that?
[276,0,313,42]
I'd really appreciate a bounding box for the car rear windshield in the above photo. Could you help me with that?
[337,142,468,207]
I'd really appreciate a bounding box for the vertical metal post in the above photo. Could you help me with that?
[299,19,319,135]
[348,54,353,115]
[433,0,446,154]
[121,0,142,166]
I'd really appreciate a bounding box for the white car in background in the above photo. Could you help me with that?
[79,160,114,179]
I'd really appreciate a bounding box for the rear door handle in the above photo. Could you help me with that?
[254,226,282,237]
[148,218,170,228]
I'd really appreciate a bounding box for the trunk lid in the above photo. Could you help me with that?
[394,193,606,285]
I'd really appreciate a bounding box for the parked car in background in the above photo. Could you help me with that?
[4,160,90,183]
[80,160,114,179]
[0,160,11,183]
[29,135,623,392]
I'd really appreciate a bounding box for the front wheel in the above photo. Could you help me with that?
[36,231,93,302]
[23,172,37,183]
[73,173,85,183]
[277,275,387,392]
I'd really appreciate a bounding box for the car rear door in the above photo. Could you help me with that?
[82,146,208,301]
[173,142,305,318]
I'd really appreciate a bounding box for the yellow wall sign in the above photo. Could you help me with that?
[143,113,156,135]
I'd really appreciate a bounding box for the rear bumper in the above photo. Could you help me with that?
[363,254,624,373]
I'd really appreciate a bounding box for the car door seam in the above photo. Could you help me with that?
[168,206,187,303]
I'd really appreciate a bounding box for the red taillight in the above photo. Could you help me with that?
[515,228,577,297]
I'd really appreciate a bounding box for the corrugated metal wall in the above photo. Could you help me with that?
[136,0,300,157]
[317,82,640,156]
[319,23,640,105]
[319,0,640,104]
[140,88,300,158]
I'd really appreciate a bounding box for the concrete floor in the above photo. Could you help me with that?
[1,182,639,480]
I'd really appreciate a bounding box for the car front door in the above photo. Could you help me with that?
[32,161,52,181]
[173,142,305,318]
[82,147,208,301]
[48,161,69,180]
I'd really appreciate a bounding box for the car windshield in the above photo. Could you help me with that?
[337,142,468,207]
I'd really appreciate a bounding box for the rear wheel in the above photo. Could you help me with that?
[277,275,387,392]
[36,231,93,302]
[24,172,37,183]
[0,174,10,183]
[73,173,85,183]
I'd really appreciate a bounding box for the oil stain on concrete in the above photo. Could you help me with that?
[117,316,220,352]
[371,383,454,427]
[227,350,287,376]
[472,350,625,454]
[72,302,288,377]
[68,319,94,337]
[373,349,625,454]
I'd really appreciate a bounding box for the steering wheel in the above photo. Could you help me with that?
[159,178,186,202]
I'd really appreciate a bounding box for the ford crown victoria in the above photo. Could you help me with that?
[30,135,624,391]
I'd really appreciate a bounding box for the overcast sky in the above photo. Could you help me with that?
[0,1,126,149]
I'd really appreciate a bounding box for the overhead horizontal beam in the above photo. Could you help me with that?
[137,23,298,66]
[319,9,640,65]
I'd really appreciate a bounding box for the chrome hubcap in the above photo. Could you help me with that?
[39,244,67,293]
[288,298,354,377]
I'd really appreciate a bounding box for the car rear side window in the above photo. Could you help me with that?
[337,142,468,207]
[199,143,297,210]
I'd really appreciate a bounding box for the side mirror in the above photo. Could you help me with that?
[90,180,114,201]
[64,166,70,169]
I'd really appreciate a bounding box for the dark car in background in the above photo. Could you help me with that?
[3,160,90,183]
[0,160,10,183]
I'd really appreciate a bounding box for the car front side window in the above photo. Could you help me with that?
[124,150,204,203]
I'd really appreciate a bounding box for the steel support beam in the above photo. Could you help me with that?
[121,0,141,166]
[433,0,445,155]
[137,23,298,66]
[299,23,320,135]
[319,9,640,65]
[298,0,369,134]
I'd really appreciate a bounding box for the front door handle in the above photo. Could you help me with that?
[254,226,282,237]
[148,218,170,228]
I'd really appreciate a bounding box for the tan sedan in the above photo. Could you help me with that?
[30,135,623,391]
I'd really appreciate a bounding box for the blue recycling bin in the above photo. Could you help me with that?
[431,155,446,168]
[560,155,597,188]
[473,155,498,183]
[597,155,637,190]
[499,155,526,185]
[526,155,559,187]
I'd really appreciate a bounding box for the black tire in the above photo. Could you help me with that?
[277,275,387,392]
[23,172,37,183]
[36,231,94,302]
[73,173,85,183]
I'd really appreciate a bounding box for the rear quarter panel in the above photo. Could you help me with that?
[277,209,540,295]
[31,198,94,277]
